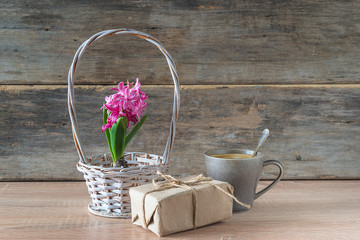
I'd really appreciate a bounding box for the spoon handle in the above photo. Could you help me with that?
[252,129,270,157]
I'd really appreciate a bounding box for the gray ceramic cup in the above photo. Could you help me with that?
[204,149,284,211]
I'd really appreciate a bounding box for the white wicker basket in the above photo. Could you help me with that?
[67,29,180,218]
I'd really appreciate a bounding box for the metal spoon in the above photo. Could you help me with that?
[252,129,270,157]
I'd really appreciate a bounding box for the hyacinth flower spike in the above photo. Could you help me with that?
[102,79,148,167]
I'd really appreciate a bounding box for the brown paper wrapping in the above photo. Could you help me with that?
[129,177,234,237]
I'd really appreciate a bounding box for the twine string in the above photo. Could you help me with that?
[141,171,251,229]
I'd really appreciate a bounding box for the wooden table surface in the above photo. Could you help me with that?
[1,181,359,240]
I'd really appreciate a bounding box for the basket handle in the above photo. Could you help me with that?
[67,28,180,164]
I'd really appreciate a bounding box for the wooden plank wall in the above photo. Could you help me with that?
[1,0,359,180]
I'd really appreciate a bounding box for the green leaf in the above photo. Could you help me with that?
[125,115,148,148]
[110,117,127,163]
[103,106,115,160]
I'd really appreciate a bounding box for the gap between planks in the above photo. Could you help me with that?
[1,83,360,91]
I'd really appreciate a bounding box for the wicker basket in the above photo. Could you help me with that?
[67,29,180,218]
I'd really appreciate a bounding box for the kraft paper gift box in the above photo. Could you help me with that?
[129,174,236,237]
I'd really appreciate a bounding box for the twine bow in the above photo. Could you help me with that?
[141,171,250,229]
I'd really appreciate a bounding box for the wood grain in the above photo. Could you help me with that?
[1,0,359,85]
[0,181,359,239]
[1,85,359,180]
[2,0,360,181]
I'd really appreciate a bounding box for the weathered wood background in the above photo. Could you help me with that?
[1,0,359,180]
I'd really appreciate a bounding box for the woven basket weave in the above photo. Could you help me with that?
[67,28,180,218]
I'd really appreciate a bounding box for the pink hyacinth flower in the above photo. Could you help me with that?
[101,78,148,131]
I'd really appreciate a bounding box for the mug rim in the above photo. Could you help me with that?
[204,148,264,160]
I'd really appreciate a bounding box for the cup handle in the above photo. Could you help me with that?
[254,160,284,199]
